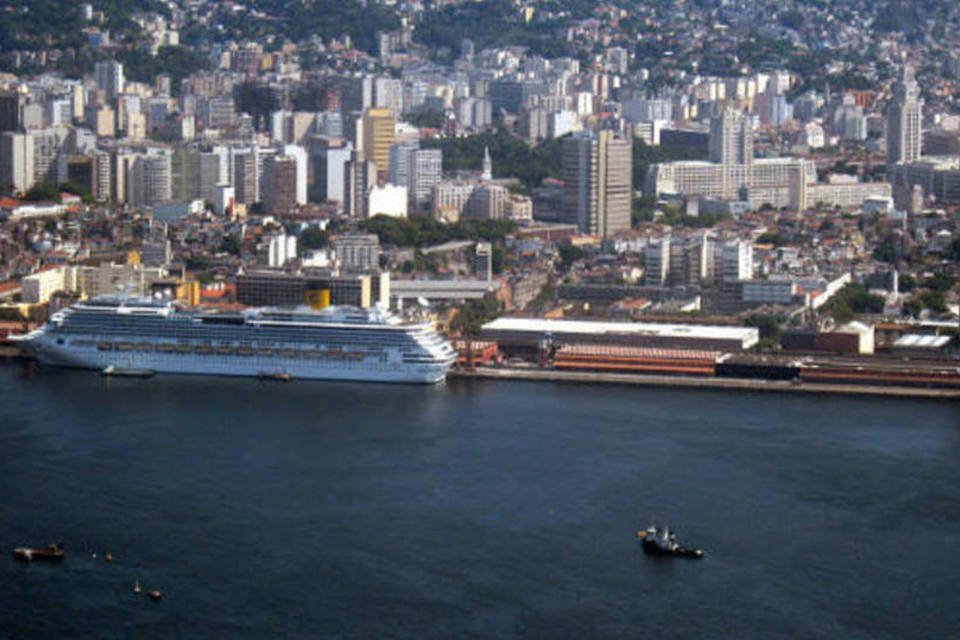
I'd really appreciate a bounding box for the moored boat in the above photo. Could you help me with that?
[101,365,156,378]
[257,372,292,382]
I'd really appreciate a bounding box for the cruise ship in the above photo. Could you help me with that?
[16,297,457,384]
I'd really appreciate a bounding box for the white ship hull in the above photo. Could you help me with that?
[26,338,450,384]
[18,298,457,385]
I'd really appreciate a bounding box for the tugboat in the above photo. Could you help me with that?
[636,525,704,559]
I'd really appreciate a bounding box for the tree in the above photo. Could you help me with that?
[898,273,918,292]
[756,232,787,247]
[23,182,60,201]
[745,314,783,340]
[823,283,885,321]
[873,239,898,263]
[218,234,242,255]
[902,299,923,317]
[450,294,501,337]
[557,243,586,270]
[921,290,947,313]
[299,226,329,251]
[422,130,565,191]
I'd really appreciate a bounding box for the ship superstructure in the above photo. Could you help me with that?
[17,297,456,384]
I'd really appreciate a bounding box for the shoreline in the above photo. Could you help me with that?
[448,366,960,400]
[4,346,957,399]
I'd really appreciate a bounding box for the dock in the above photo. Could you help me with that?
[447,366,960,400]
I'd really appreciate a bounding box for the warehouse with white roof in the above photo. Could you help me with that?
[482,317,760,354]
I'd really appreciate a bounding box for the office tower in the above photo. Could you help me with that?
[561,130,632,237]
[343,150,376,217]
[197,151,225,203]
[261,154,298,214]
[708,108,752,165]
[94,60,125,103]
[233,151,258,204]
[335,233,381,273]
[361,108,395,177]
[409,148,442,211]
[66,155,94,193]
[645,237,670,286]
[388,140,419,187]
[339,76,374,116]
[31,128,65,185]
[0,131,34,193]
[668,235,708,287]
[314,141,352,203]
[0,90,24,132]
[129,153,172,208]
[475,242,493,281]
[886,65,922,167]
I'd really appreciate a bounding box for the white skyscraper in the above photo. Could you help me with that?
[886,65,922,168]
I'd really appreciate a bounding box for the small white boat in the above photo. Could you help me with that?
[101,365,156,378]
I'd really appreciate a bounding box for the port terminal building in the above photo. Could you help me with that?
[482,317,759,356]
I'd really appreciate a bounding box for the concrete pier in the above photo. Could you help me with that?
[448,366,960,400]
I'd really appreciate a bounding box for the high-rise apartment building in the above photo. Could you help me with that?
[94,60,125,103]
[561,130,632,237]
[886,65,922,168]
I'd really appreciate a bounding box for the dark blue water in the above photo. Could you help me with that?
[0,363,958,639]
